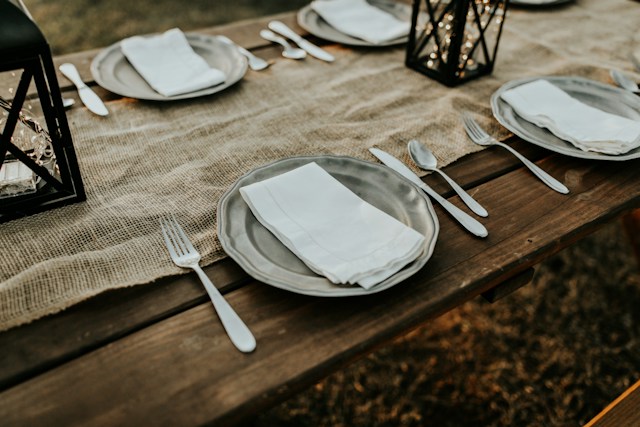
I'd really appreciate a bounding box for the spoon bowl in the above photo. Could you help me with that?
[408,139,488,217]
[260,29,307,60]
[408,139,438,170]
[610,69,640,93]
[217,35,270,71]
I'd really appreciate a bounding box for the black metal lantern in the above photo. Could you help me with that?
[0,0,85,222]
[406,0,509,87]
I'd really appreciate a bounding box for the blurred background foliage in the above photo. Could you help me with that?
[26,0,308,54]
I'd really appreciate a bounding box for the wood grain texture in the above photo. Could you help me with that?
[585,380,640,427]
[0,136,548,391]
[622,209,640,267]
[2,10,640,427]
[1,153,639,426]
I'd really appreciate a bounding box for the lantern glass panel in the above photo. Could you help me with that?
[0,73,58,199]
[406,0,508,86]
[0,0,85,222]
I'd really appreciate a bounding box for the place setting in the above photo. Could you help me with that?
[90,28,250,101]
[490,75,640,161]
[297,0,413,46]
[217,155,440,298]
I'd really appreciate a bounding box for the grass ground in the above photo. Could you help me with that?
[23,1,640,425]
[27,0,308,55]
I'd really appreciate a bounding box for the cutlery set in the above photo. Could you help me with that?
[370,148,489,238]
[55,20,638,353]
[261,20,334,62]
[408,139,488,217]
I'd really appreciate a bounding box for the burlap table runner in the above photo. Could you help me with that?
[1,0,638,331]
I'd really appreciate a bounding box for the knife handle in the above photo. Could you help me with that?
[268,21,302,43]
[59,63,87,89]
[419,182,488,238]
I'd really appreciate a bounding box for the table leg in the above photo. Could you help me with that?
[481,268,535,303]
[622,209,640,267]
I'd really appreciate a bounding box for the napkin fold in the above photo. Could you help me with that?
[500,79,640,155]
[310,0,410,44]
[240,162,425,289]
[120,28,226,97]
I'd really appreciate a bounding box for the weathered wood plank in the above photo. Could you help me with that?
[1,155,638,426]
[481,267,535,303]
[0,258,248,391]
[585,380,640,427]
[622,209,640,267]
[0,138,550,390]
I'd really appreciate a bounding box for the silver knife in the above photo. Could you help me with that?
[369,148,488,238]
[268,21,335,62]
[59,63,109,116]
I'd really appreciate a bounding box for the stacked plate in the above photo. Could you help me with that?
[217,155,439,297]
[492,76,640,161]
[297,0,413,47]
[509,0,573,6]
[91,32,247,101]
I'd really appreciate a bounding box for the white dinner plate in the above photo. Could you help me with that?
[491,76,640,161]
[91,33,247,101]
[217,155,439,297]
[296,0,412,47]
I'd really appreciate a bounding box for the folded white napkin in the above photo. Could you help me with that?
[500,79,640,155]
[120,28,226,97]
[240,162,425,289]
[310,0,410,44]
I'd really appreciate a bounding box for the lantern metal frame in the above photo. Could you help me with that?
[0,0,85,222]
[406,0,509,87]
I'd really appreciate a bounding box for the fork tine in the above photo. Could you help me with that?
[461,113,477,139]
[463,113,486,141]
[162,217,188,257]
[170,216,197,254]
[161,218,181,259]
[166,217,190,256]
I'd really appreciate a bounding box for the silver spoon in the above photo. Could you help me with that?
[217,35,270,71]
[408,139,488,217]
[259,29,307,60]
[610,69,640,94]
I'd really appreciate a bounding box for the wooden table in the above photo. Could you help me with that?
[585,380,640,427]
[1,12,640,427]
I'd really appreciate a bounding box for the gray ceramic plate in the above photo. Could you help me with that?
[491,76,640,161]
[217,155,439,297]
[296,0,411,47]
[91,33,247,101]
[510,0,573,6]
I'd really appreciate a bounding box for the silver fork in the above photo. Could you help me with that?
[462,113,569,194]
[161,217,256,353]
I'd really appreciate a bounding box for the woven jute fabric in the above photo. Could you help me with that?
[1,0,638,331]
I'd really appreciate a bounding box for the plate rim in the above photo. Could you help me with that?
[216,155,439,297]
[509,0,573,6]
[90,32,248,101]
[491,75,640,161]
[296,0,410,47]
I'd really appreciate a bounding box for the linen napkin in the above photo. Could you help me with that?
[500,79,640,155]
[310,0,410,44]
[239,162,425,289]
[120,28,226,97]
